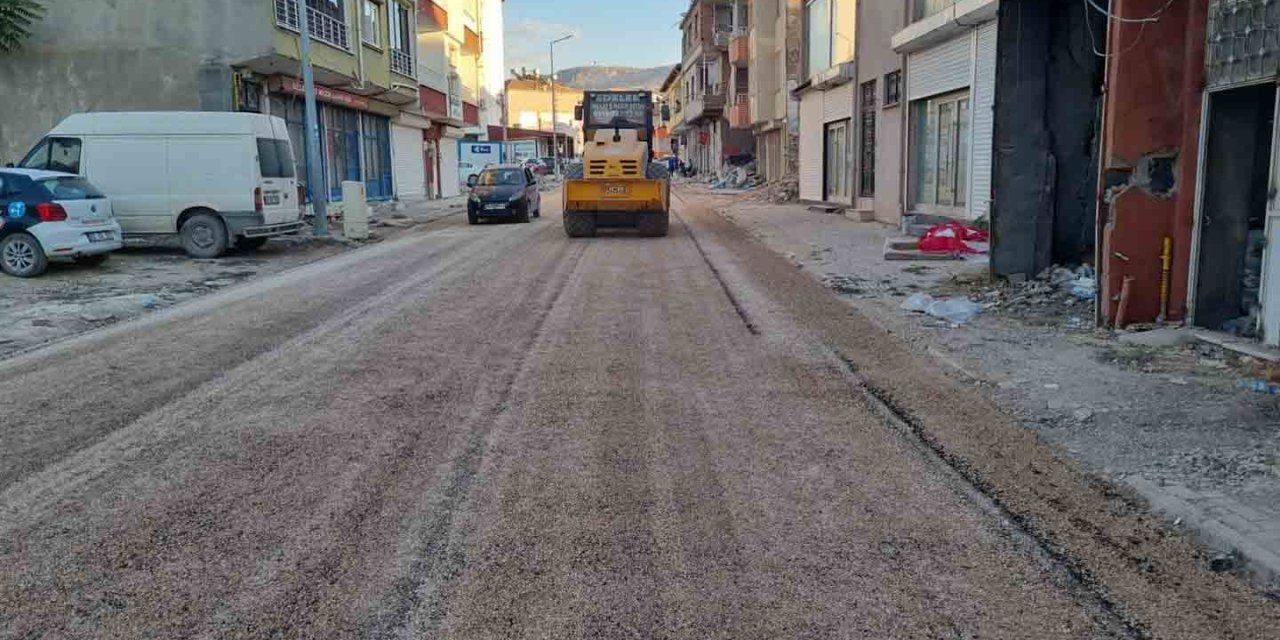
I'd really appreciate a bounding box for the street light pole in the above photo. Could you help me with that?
[549,34,574,179]
[297,0,328,237]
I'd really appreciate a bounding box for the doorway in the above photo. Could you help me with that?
[1194,83,1277,342]
[824,120,851,203]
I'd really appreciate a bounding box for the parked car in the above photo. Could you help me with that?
[0,168,122,277]
[466,165,542,224]
[16,112,303,259]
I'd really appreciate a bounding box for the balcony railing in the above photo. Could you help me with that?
[712,29,732,49]
[686,89,727,121]
[391,49,414,77]
[276,0,351,52]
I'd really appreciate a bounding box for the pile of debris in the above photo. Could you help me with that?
[971,265,1097,323]
[710,164,763,191]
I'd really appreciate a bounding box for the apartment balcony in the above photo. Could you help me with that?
[727,94,751,129]
[685,89,727,123]
[728,32,749,68]
[712,28,732,50]
[417,0,448,32]
[390,50,414,78]
[462,26,482,55]
[275,0,350,51]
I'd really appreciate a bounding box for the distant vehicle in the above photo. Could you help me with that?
[0,168,122,277]
[16,112,303,259]
[523,158,550,175]
[466,165,542,225]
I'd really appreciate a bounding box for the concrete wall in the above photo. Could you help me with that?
[0,0,275,162]
[1098,0,1208,324]
[990,0,1104,277]
[856,0,906,224]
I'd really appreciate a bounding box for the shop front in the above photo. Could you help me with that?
[267,77,396,202]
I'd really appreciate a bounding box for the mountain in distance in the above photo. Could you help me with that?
[553,65,678,92]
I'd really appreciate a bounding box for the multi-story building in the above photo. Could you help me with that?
[676,0,753,176]
[417,0,503,198]
[853,1,906,224]
[890,0,998,221]
[744,0,790,183]
[657,64,684,159]
[794,0,856,205]
[503,74,584,160]
[0,0,443,206]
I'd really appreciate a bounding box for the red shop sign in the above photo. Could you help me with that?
[698,131,710,144]
[273,76,371,111]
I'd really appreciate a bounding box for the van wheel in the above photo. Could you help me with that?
[180,212,228,259]
[235,237,269,252]
[1,233,48,277]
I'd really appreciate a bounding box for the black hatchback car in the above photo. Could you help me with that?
[467,165,541,224]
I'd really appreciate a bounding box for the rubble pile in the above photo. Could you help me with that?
[974,265,1097,323]
[710,164,763,191]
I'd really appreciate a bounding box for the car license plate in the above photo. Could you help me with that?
[86,231,114,242]
[605,185,629,195]
[263,193,281,206]
[485,204,507,210]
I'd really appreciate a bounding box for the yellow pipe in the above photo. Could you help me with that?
[1158,236,1172,325]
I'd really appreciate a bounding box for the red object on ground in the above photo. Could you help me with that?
[918,222,990,255]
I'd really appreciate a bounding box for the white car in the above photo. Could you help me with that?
[0,168,122,277]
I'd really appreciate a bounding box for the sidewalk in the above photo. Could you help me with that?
[701,186,1280,594]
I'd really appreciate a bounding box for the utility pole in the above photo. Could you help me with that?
[549,34,574,179]
[297,0,328,237]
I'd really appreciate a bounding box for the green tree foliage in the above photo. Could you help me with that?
[0,0,44,54]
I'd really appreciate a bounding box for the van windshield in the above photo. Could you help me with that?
[257,139,296,179]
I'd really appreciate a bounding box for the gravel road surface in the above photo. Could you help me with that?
[0,189,1274,638]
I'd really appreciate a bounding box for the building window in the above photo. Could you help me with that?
[805,0,833,77]
[361,0,381,47]
[860,80,877,198]
[275,0,351,51]
[913,0,957,22]
[884,71,902,107]
[914,91,970,209]
[388,2,414,76]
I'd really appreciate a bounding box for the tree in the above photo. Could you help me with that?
[0,0,44,54]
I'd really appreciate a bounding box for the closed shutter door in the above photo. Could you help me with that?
[439,139,460,198]
[391,124,426,200]
[799,90,824,202]
[906,32,972,102]
[823,82,855,123]
[968,19,998,220]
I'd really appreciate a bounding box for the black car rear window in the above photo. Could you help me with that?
[37,176,105,200]
[257,139,296,179]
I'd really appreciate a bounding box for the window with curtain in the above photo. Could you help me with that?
[913,0,957,22]
[361,0,381,47]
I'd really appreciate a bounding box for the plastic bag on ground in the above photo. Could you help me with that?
[918,222,990,255]
[926,297,983,325]
[900,293,935,313]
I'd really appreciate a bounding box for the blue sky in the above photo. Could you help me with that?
[503,0,688,75]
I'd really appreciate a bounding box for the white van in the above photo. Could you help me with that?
[16,112,303,258]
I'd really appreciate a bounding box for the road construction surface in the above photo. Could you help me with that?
[0,189,1275,639]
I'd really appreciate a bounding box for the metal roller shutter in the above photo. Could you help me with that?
[969,19,999,220]
[799,90,825,202]
[439,139,460,199]
[906,32,972,102]
[391,124,426,200]
[823,82,854,123]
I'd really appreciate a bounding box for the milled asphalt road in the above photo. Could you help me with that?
[0,189,1275,638]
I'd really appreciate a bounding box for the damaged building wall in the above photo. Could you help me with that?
[1097,0,1208,325]
[990,0,1104,278]
[0,0,274,162]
